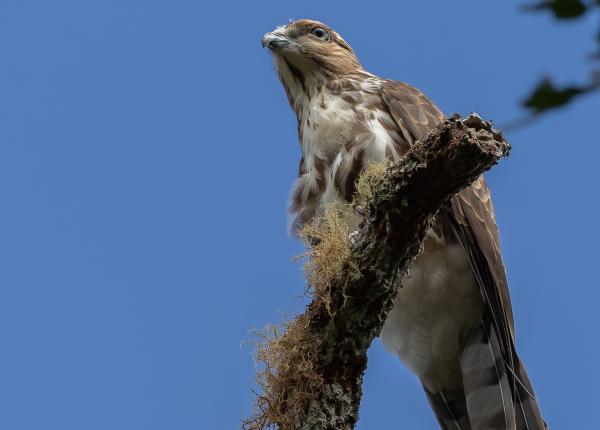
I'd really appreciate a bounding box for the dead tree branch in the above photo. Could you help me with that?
[244,113,511,430]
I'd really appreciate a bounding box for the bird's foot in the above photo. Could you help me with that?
[348,230,360,246]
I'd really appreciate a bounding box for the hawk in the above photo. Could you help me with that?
[262,19,547,430]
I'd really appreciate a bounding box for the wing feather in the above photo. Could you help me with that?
[380,80,517,367]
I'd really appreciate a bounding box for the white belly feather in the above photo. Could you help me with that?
[381,240,482,391]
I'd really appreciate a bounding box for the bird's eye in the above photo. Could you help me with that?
[310,27,330,41]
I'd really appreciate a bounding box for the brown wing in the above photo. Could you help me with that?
[380,80,444,143]
[380,80,516,362]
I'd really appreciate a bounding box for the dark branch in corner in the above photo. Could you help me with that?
[244,114,510,430]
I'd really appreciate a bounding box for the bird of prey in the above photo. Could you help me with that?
[262,19,546,430]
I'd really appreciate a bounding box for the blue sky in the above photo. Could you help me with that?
[1,1,598,429]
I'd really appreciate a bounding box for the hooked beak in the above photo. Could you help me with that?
[261,31,291,50]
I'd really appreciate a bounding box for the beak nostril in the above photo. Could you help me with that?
[262,32,290,50]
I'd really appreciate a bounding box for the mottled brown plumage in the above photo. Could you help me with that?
[263,19,546,430]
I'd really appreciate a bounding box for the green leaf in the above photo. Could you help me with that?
[523,79,586,112]
[527,0,587,19]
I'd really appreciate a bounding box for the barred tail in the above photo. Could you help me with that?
[424,386,472,430]
[513,359,547,430]
[423,320,547,430]
[460,321,516,429]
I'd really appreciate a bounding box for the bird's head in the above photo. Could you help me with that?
[262,19,363,95]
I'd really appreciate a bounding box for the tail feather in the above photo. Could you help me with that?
[460,320,516,429]
[514,360,547,430]
[424,386,471,430]
[422,320,547,430]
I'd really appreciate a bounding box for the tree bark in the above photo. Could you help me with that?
[251,113,510,430]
